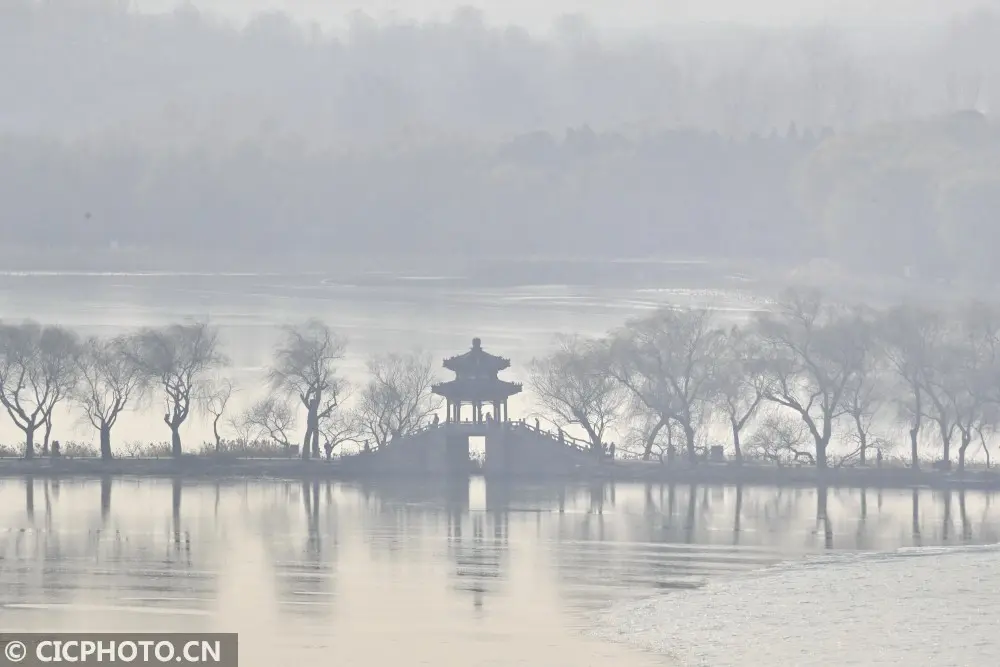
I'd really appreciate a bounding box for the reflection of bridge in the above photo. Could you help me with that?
[368,420,598,476]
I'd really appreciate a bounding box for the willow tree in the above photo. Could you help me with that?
[269,320,346,460]
[756,288,865,469]
[609,307,724,463]
[529,335,626,454]
[0,322,80,459]
[354,350,440,450]
[75,334,148,460]
[711,325,768,463]
[136,322,227,457]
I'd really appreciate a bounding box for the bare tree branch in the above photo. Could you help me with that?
[529,334,627,452]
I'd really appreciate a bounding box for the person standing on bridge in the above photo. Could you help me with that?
[535,417,541,431]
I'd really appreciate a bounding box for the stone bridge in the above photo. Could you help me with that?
[364,420,600,476]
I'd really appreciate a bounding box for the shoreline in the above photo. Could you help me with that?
[2,457,999,490]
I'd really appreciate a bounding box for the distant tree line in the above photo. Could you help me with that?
[3,112,999,278]
[0,319,440,461]
[529,288,1000,471]
[3,2,998,140]
[9,288,1000,471]
[0,123,820,264]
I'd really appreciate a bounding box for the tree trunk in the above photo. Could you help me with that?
[99,423,113,461]
[301,425,312,460]
[642,417,667,461]
[941,433,951,466]
[579,420,602,456]
[213,415,222,452]
[958,434,972,472]
[854,413,867,466]
[731,422,743,463]
[171,426,182,457]
[682,423,697,463]
[815,438,829,469]
[42,414,52,457]
[909,390,922,469]
[23,426,36,460]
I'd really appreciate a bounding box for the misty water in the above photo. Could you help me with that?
[1,479,997,666]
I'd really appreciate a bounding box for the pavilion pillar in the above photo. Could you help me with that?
[446,400,452,423]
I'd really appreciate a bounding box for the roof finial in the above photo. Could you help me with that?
[472,337,482,349]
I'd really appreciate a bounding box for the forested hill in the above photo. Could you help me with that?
[0,126,820,265]
[3,2,1000,277]
[3,113,999,278]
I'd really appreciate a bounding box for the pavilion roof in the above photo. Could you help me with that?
[443,337,511,375]
[431,377,523,402]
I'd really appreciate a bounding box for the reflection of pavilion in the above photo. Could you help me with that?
[447,511,507,612]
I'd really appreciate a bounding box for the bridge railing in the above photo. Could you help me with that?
[398,419,596,453]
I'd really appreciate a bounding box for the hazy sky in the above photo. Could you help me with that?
[138,0,999,31]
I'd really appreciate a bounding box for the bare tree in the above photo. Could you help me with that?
[620,407,676,463]
[746,412,815,465]
[269,320,345,460]
[945,303,1000,471]
[227,409,259,450]
[609,307,723,463]
[878,304,944,469]
[711,325,769,463]
[239,396,297,451]
[320,409,361,456]
[136,322,227,457]
[354,350,442,450]
[838,311,887,466]
[0,322,80,459]
[75,334,147,460]
[203,378,234,453]
[529,335,627,453]
[755,289,864,469]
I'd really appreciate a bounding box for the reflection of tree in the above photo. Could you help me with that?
[254,482,338,619]
[733,485,743,545]
[0,479,220,612]
[941,491,952,542]
[100,476,112,524]
[814,485,833,550]
[959,490,972,541]
[170,478,190,562]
